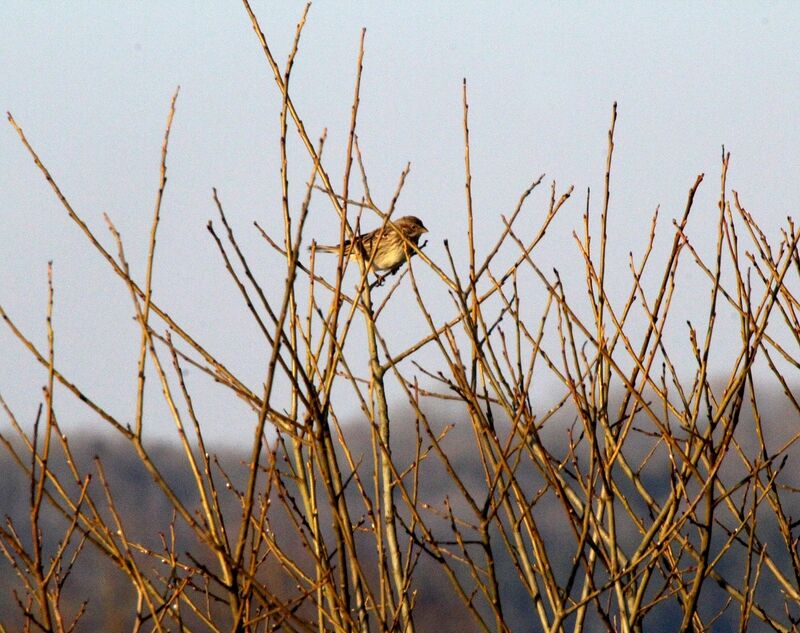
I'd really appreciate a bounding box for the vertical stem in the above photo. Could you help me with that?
[134,87,179,438]
[362,289,414,632]
[30,263,56,630]
[463,79,479,390]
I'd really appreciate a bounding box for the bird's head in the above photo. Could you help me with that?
[398,215,428,238]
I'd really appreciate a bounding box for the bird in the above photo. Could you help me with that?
[313,215,428,275]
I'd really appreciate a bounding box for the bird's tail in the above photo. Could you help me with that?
[309,242,350,253]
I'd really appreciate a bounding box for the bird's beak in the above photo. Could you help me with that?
[421,225,429,233]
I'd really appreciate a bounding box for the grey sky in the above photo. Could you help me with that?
[2,2,799,445]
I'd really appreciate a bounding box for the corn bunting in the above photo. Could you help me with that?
[315,215,428,274]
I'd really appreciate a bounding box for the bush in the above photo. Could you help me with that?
[2,5,799,632]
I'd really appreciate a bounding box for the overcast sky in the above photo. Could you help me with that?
[2,2,799,445]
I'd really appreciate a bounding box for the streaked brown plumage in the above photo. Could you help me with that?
[315,215,428,274]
